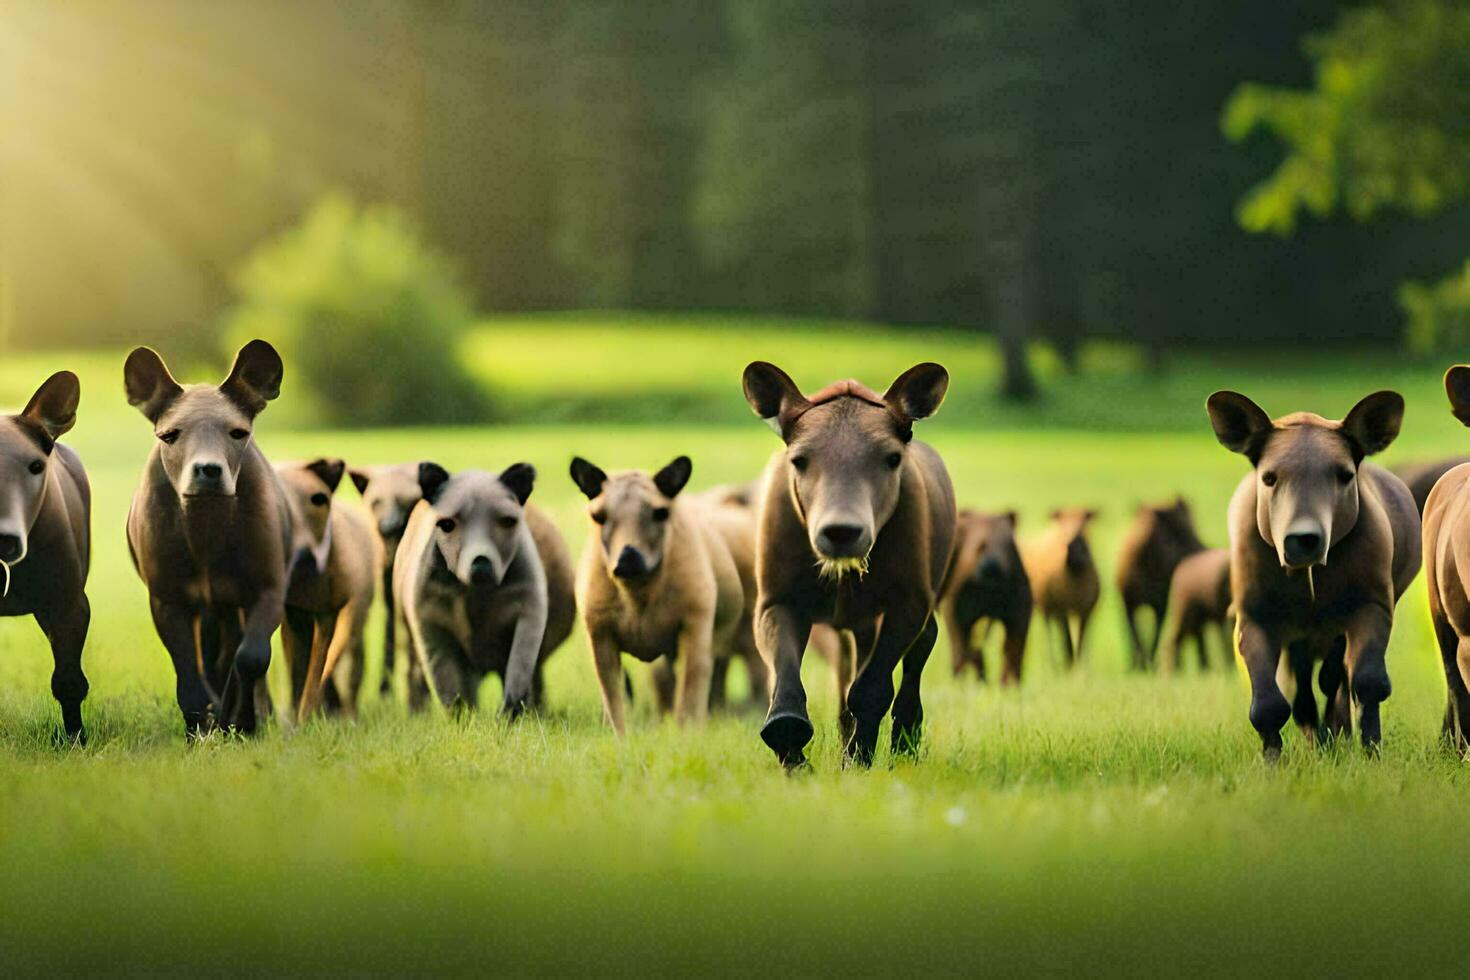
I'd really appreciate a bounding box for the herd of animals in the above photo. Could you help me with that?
[7,340,1470,767]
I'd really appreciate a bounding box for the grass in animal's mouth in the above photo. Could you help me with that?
[815,556,869,581]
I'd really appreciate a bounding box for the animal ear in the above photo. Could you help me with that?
[884,362,949,422]
[1340,390,1404,458]
[654,456,693,499]
[221,339,283,417]
[418,462,451,505]
[1048,508,1062,521]
[1003,510,1019,528]
[124,347,183,423]
[500,462,536,506]
[306,458,346,494]
[1446,366,1470,427]
[22,370,80,443]
[348,468,371,496]
[1084,508,1099,522]
[569,457,607,500]
[1206,391,1273,458]
[742,362,810,438]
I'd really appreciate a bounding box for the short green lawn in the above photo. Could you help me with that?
[2,322,1470,973]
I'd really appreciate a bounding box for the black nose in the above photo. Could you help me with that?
[379,517,404,538]
[0,534,20,562]
[470,555,494,583]
[194,462,223,482]
[818,524,863,549]
[976,555,1003,580]
[1065,539,1089,569]
[613,546,648,579]
[1284,531,1323,566]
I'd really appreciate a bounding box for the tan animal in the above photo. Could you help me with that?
[125,341,292,736]
[1207,389,1420,759]
[1160,548,1233,672]
[689,482,774,711]
[347,463,421,696]
[1420,368,1470,752]
[277,458,377,721]
[1116,498,1205,670]
[394,463,575,715]
[942,510,1032,685]
[742,362,956,768]
[0,371,90,741]
[1025,508,1100,668]
[572,456,746,732]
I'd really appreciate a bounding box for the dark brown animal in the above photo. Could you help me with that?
[1116,497,1205,670]
[1160,548,1232,672]
[1394,456,1470,516]
[0,372,90,741]
[1207,389,1420,760]
[277,458,377,721]
[742,361,956,768]
[347,463,421,696]
[125,340,292,736]
[1024,508,1100,668]
[942,510,1031,685]
[1421,368,1470,752]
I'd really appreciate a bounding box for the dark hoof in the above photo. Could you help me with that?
[761,711,814,766]
[53,725,86,749]
[891,723,923,757]
[379,680,393,697]
[1262,740,1282,766]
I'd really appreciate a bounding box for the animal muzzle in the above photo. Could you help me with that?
[814,521,872,560]
[612,546,651,580]
[184,461,233,497]
[1065,539,1089,571]
[379,517,406,538]
[975,555,1005,582]
[469,554,500,586]
[1280,519,1328,569]
[0,532,23,563]
[291,545,324,578]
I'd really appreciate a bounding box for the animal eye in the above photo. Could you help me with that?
[436,517,456,533]
[229,428,249,440]
[28,459,44,475]
[885,452,902,470]
[1261,471,1277,488]
[591,510,607,525]
[652,506,670,522]
[310,492,329,507]
[497,515,518,529]
[158,429,180,445]
[1337,467,1355,485]
[790,455,809,473]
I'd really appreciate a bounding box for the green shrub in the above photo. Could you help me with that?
[1402,258,1470,355]
[221,195,488,426]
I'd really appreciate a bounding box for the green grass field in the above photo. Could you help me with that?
[3,319,1470,974]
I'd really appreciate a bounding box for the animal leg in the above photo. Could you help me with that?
[1286,640,1319,743]
[650,657,677,715]
[740,628,772,710]
[379,566,396,696]
[1055,615,1075,668]
[707,655,731,711]
[36,596,90,743]
[943,607,970,678]
[1318,637,1349,739]
[590,631,628,736]
[673,615,716,726]
[1343,605,1392,753]
[756,603,814,768]
[1000,616,1027,686]
[845,601,929,767]
[300,606,357,721]
[1123,602,1146,671]
[1237,617,1289,762]
[150,597,215,737]
[1453,637,1470,757]
[1074,611,1091,666]
[1145,601,1166,669]
[280,605,314,709]
[971,619,994,682]
[1432,614,1469,753]
[221,589,283,735]
[891,615,938,757]
[835,628,860,746]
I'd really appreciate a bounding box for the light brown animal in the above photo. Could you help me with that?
[742,361,956,768]
[1161,548,1233,672]
[394,463,575,715]
[572,456,747,732]
[1207,389,1420,759]
[277,458,377,721]
[0,371,90,741]
[1116,497,1205,670]
[1420,368,1470,752]
[125,340,292,736]
[347,463,421,696]
[689,481,775,711]
[1025,508,1100,668]
[942,510,1032,685]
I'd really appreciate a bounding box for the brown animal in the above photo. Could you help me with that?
[1116,497,1205,670]
[347,463,421,696]
[942,510,1031,685]
[277,458,377,721]
[1207,389,1420,759]
[689,481,774,711]
[0,372,90,741]
[742,361,956,768]
[572,456,747,732]
[1394,456,1470,516]
[1420,369,1470,752]
[1025,508,1100,668]
[125,340,292,736]
[394,463,574,715]
[1160,548,1233,672]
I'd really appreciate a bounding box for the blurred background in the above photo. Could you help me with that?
[2,0,1467,423]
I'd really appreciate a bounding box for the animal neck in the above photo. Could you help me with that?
[179,495,241,566]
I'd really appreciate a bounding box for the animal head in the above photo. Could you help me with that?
[124,340,283,499]
[277,458,346,577]
[1048,507,1098,570]
[0,371,79,581]
[348,462,422,544]
[418,462,534,587]
[1136,496,1200,552]
[570,455,691,583]
[956,509,1020,583]
[742,361,948,579]
[1207,389,1403,570]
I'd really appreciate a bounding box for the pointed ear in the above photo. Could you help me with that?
[21,370,80,443]
[349,468,371,496]
[569,457,607,500]
[653,456,692,499]
[742,362,810,439]
[1049,508,1062,521]
[1084,508,1099,523]
[221,339,283,417]
[306,458,346,494]
[884,362,949,422]
[1206,391,1273,458]
[1446,366,1470,427]
[418,462,451,505]
[499,462,536,506]
[124,347,183,423]
[1340,390,1404,458]
[1003,510,1019,528]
